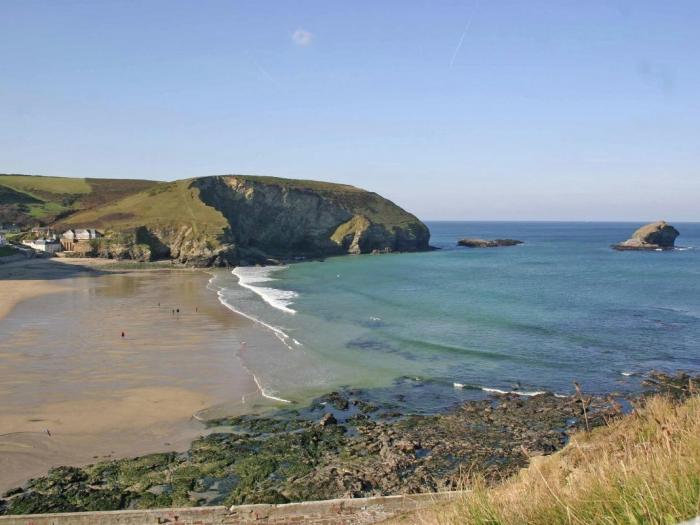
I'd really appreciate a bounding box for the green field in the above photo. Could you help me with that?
[0,174,92,196]
[61,179,227,235]
[0,174,160,226]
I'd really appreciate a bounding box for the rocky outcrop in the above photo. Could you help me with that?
[58,175,430,266]
[0,388,621,514]
[612,221,679,251]
[458,238,523,248]
[190,176,430,264]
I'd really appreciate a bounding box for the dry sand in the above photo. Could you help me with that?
[0,258,280,491]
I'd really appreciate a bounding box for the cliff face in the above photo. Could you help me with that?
[192,176,429,263]
[60,175,430,266]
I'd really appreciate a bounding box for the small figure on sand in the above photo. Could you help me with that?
[121,331,125,338]
[45,429,51,437]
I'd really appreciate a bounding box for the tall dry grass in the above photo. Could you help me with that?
[415,394,700,525]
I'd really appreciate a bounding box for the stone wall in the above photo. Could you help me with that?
[0,492,460,525]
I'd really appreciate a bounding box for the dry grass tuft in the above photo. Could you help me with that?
[412,394,700,525]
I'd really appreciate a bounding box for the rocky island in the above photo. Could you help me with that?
[612,221,679,251]
[458,238,523,248]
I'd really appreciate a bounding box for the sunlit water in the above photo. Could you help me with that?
[211,222,700,409]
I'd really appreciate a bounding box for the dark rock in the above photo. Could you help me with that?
[458,238,523,248]
[14,372,700,515]
[318,413,337,427]
[612,221,679,251]
[1,488,23,498]
[317,392,349,411]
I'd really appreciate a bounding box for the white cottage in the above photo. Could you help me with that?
[22,238,62,254]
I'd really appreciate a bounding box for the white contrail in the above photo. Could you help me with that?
[449,3,479,69]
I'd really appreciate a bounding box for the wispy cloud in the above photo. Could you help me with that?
[292,28,313,47]
[449,3,479,68]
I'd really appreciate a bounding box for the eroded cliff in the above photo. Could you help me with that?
[60,175,430,266]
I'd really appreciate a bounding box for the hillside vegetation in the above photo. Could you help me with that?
[0,174,158,226]
[1,173,430,265]
[408,389,700,525]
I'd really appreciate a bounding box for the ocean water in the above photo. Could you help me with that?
[211,222,700,408]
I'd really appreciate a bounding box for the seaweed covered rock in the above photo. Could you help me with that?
[0,390,621,514]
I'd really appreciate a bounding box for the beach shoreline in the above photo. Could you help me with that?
[0,258,283,492]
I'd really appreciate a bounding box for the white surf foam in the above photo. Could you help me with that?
[482,386,546,396]
[481,386,566,398]
[252,374,292,404]
[217,291,297,350]
[206,273,300,351]
[232,266,298,314]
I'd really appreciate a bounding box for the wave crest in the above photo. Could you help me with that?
[232,266,298,314]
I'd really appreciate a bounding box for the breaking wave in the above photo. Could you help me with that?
[232,266,298,314]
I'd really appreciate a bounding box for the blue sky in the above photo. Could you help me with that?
[1,1,699,220]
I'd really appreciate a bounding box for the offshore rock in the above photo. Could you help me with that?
[458,238,523,248]
[612,221,679,251]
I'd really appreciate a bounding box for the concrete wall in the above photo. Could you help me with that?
[0,492,459,525]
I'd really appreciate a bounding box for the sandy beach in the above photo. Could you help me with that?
[0,259,78,320]
[0,258,280,492]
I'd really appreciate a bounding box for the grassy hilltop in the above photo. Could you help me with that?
[0,174,158,226]
[0,174,430,265]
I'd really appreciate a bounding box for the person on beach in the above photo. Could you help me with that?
[121,331,125,338]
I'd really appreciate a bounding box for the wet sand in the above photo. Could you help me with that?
[0,259,80,319]
[0,259,282,491]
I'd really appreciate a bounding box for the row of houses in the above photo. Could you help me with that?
[22,229,101,254]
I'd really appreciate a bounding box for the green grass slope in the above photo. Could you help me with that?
[60,179,228,235]
[0,174,160,226]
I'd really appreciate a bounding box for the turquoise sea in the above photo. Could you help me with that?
[212,222,700,410]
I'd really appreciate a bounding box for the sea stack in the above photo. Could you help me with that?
[612,221,679,251]
[458,238,523,248]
